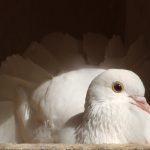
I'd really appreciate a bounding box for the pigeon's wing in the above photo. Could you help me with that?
[0,76,56,143]
[15,68,105,143]
[24,42,62,75]
[144,116,150,143]
[136,60,150,101]
[134,106,150,143]
[0,75,34,101]
[126,104,150,144]
[58,113,83,144]
[136,110,150,143]
[38,68,105,131]
[15,86,54,143]
[0,101,18,143]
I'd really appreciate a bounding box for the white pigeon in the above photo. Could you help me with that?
[0,55,105,143]
[59,69,150,144]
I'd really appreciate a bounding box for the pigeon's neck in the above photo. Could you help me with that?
[75,102,129,144]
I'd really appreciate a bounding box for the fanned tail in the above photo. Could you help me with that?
[0,54,51,84]
[0,75,34,101]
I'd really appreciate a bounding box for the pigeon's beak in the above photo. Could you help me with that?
[130,96,150,114]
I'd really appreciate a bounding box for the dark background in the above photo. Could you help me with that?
[0,0,126,62]
[0,1,150,102]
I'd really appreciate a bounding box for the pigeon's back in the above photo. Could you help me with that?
[33,68,105,130]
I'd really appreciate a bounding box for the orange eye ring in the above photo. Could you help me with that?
[112,81,124,93]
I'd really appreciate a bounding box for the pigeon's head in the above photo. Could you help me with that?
[86,69,150,113]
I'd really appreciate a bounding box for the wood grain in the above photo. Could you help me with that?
[0,144,150,150]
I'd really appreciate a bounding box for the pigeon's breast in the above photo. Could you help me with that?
[76,102,150,144]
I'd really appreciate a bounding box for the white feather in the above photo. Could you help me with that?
[0,55,104,143]
[60,69,150,144]
[41,32,86,70]
[83,33,108,65]
[24,42,62,74]
[100,35,126,69]
[19,68,104,143]
[1,32,150,144]
[0,55,51,83]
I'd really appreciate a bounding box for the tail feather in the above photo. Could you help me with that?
[0,75,34,101]
[41,32,86,70]
[99,35,126,69]
[15,87,54,143]
[125,37,150,70]
[0,54,54,142]
[24,42,62,74]
[0,55,51,83]
[83,33,109,65]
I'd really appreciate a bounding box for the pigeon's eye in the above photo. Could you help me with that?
[112,81,124,93]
